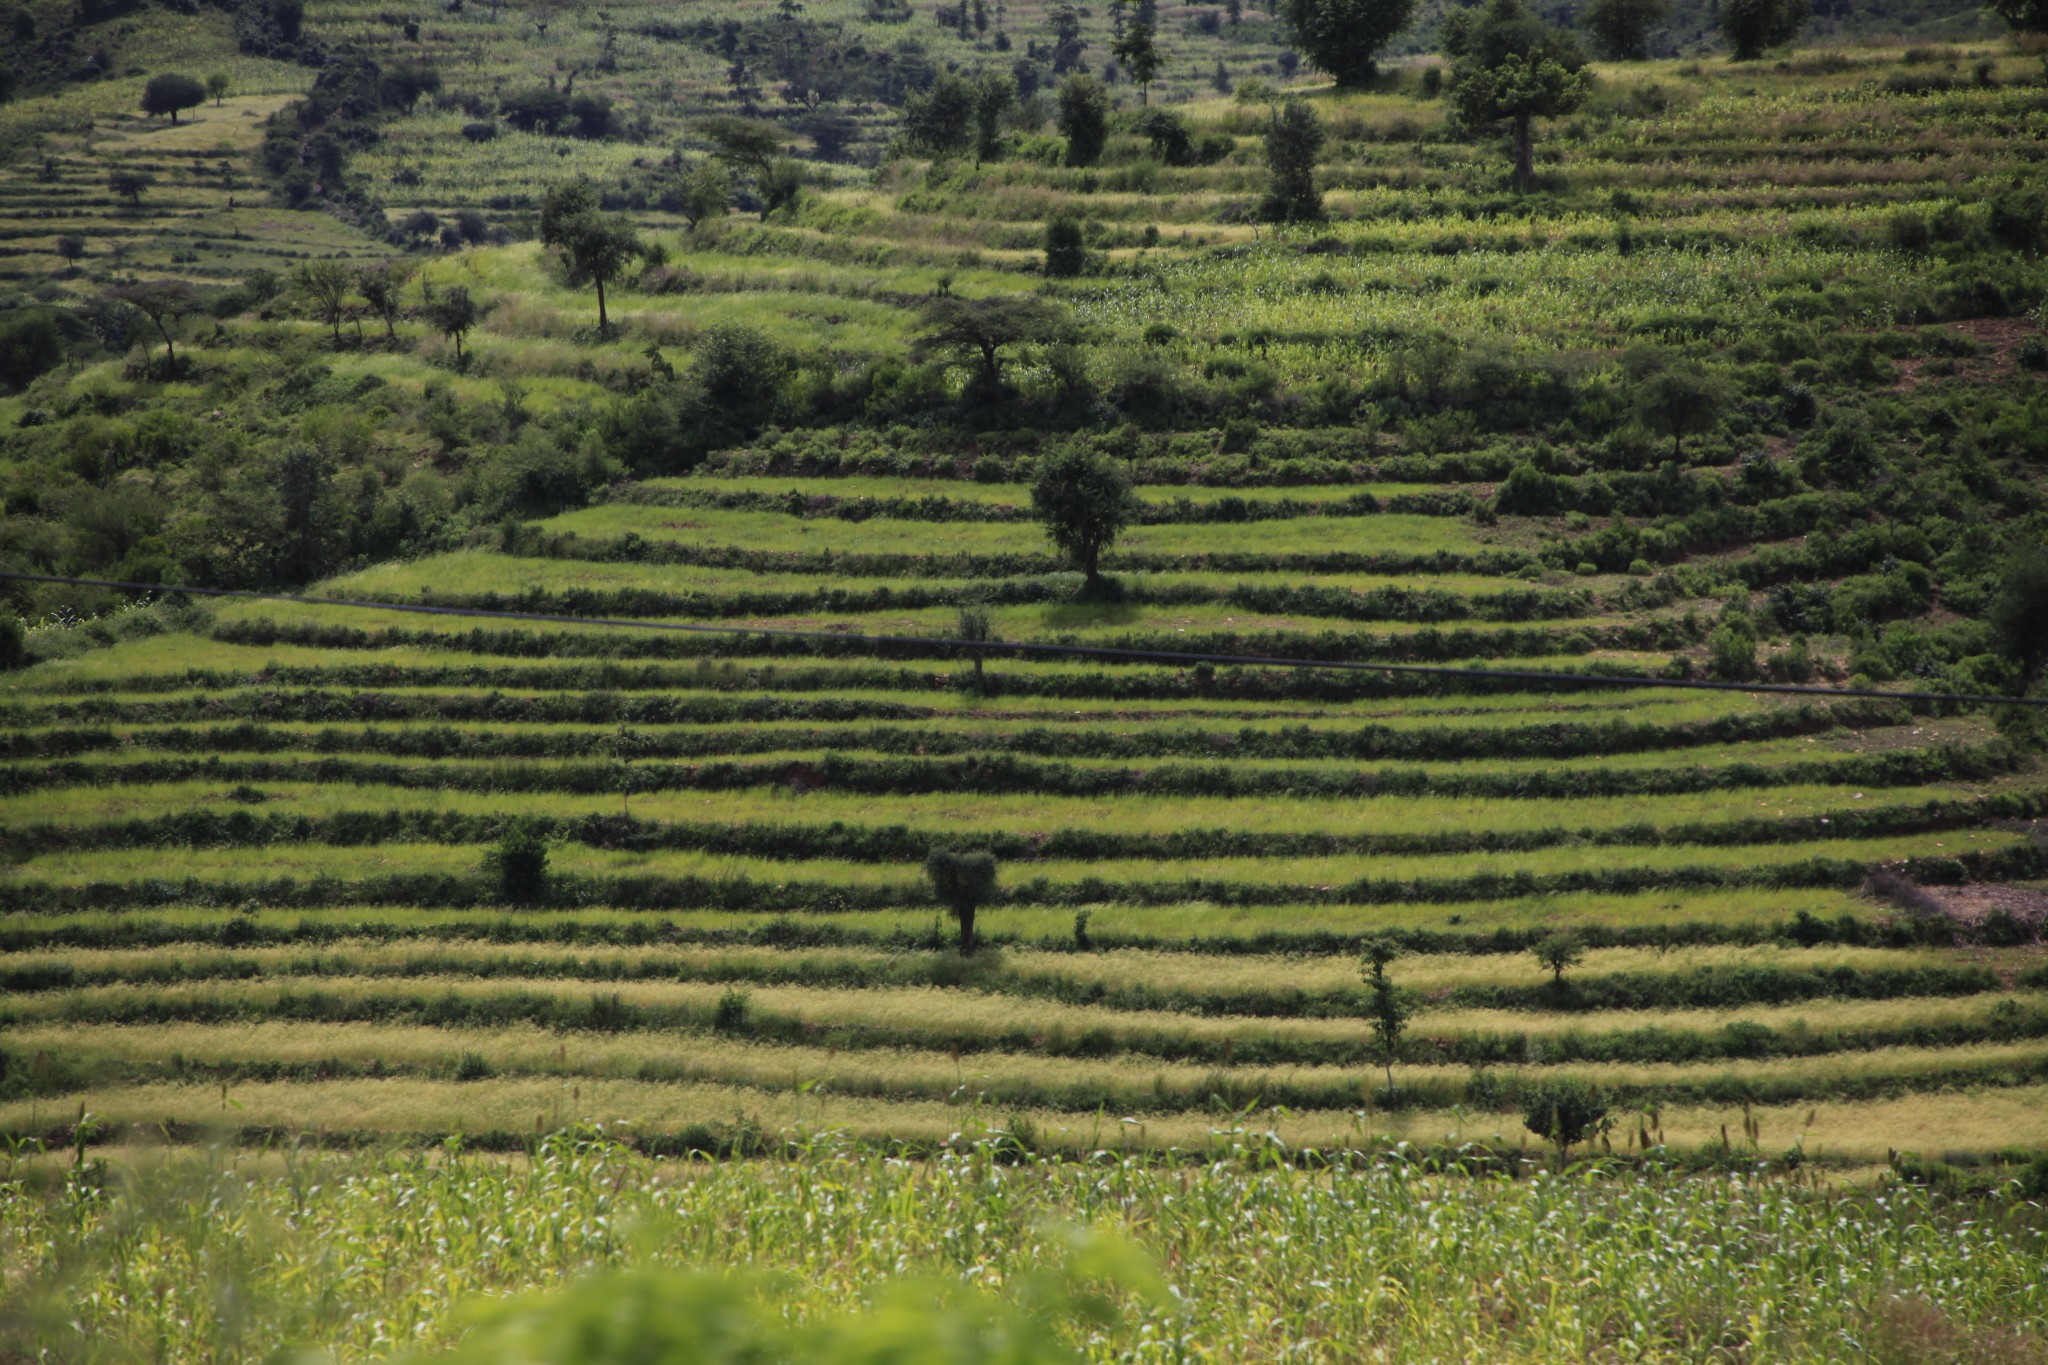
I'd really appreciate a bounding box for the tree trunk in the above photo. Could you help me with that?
[957,904,976,955]
[1512,116,1534,192]
[980,341,999,389]
[595,277,608,334]
[1083,543,1099,579]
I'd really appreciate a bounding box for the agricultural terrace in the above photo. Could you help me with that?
[3,0,2048,1357]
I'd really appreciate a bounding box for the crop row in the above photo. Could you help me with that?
[0,702,1886,765]
[345,579,1594,626]
[603,483,1481,524]
[206,616,1702,666]
[9,1019,2047,1117]
[2,841,2035,914]
[8,790,2035,865]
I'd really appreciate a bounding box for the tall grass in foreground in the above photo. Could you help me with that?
[4,1131,2045,1364]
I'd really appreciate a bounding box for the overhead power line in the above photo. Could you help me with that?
[5,569,2045,708]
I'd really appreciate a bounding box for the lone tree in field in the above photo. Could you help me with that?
[107,169,154,206]
[911,294,1068,396]
[971,70,1013,164]
[1522,1077,1612,1163]
[1533,931,1585,987]
[1580,0,1669,60]
[55,234,86,274]
[1634,366,1731,460]
[292,260,355,345]
[142,73,207,124]
[1361,936,1406,1095]
[1444,0,1590,193]
[356,259,416,340]
[1030,446,1142,581]
[955,603,998,688]
[926,846,998,954]
[1281,0,1416,87]
[1112,20,1162,104]
[425,283,480,360]
[540,179,643,335]
[1989,545,2048,689]
[1056,73,1110,167]
[1260,99,1325,223]
[673,159,730,230]
[485,827,550,904]
[1044,217,1086,277]
[105,279,197,375]
[205,72,231,106]
[1720,0,1806,59]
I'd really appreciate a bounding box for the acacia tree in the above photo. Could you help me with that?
[1030,446,1141,581]
[1989,0,2048,31]
[292,260,354,345]
[141,72,206,124]
[1533,931,1585,986]
[673,159,730,229]
[1260,99,1324,222]
[1280,0,1415,87]
[1446,0,1589,192]
[55,234,86,275]
[105,280,197,375]
[911,294,1068,394]
[1112,20,1162,104]
[107,170,154,206]
[925,847,998,954]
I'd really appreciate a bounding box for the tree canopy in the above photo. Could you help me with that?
[1280,0,1415,87]
[1581,0,1669,59]
[1056,73,1110,167]
[1446,0,1590,192]
[911,294,1068,394]
[1029,446,1141,580]
[1260,100,1325,223]
[1720,0,1806,59]
[141,73,206,124]
[925,847,998,954]
[541,180,643,334]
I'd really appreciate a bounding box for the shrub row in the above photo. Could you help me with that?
[207,617,1698,667]
[604,483,1480,525]
[500,524,1542,579]
[14,788,2033,865]
[5,743,2016,803]
[347,579,1592,627]
[0,701,1890,765]
[4,843,2038,916]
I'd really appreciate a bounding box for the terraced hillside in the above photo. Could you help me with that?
[4,0,2048,1180]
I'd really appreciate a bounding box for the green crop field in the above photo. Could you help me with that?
[5,0,2048,1353]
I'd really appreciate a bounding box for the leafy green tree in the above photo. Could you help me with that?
[105,280,196,375]
[424,284,480,361]
[1447,0,1589,192]
[1720,0,1805,59]
[1056,73,1110,167]
[1360,936,1406,1094]
[1989,0,2048,31]
[291,260,354,345]
[1260,99,1324,222]
[1044,217,1087,277]
[141,72,206,124]
[911,294,1068,393]
[926,847,998,954]
[672,159,731,229]
[356,259,415,340]
[1989,545,2048,689]
[1031,446,1141,580]
[1634,366,1731,460]
[107,169,153,205]
[971,70,1014,164]
[696,114,787,181]
[957,603,998,686]
[759,157,806,215]
[903,71,977,156]
[274,444,338,583]
[1281,0,1415,87]
[1521,1077,1613,1161]
[1581,0,1668,59]
[540,180,642,334]
[205,73,231,106]
[1533,931,1585,986]
[1112,20,1162,104]
[485,827,550,904]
